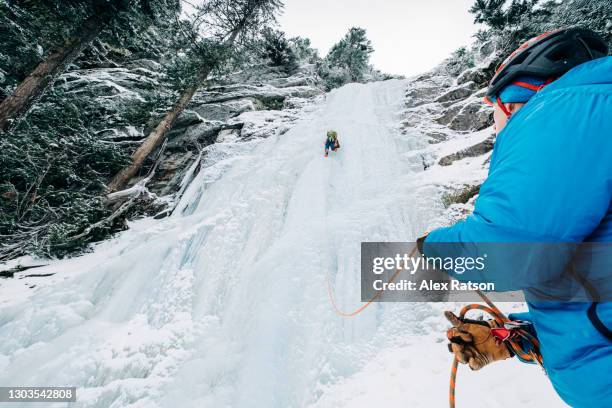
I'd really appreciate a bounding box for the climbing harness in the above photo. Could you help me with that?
[449,290,544,408]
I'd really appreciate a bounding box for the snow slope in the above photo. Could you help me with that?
[0,80,565,407]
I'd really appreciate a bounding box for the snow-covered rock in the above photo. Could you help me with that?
[448,97,494,131]
[436,81,478,103]
[438,135,495,166]
[147,66,324,195]
[399,62,497,229]
[52,61,324,197]
[192,99,255,122]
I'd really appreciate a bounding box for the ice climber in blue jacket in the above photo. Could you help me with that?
[419,28,612,407]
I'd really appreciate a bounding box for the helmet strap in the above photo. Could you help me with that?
[497,97,512,118]
[511,77,555,91]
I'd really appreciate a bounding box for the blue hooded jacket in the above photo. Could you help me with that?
[424,57,612,407]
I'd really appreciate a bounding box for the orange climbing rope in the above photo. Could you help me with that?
[325,247,543,408]
[326,247,418,317]
[449,290,544,408]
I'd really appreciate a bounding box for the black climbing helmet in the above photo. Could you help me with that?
[485,27,609,104]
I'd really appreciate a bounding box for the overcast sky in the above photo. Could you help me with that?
[278,0,479,76]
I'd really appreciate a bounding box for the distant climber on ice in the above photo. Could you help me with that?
[324,130,340,157]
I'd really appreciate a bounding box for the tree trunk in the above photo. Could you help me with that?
[0,13,108,132]
[105,79,205,193]
[105,30,242,193]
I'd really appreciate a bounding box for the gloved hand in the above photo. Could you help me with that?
[416,234,428,255]
[444,311,512,370]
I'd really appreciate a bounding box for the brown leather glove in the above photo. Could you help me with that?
[416,234,428,255]
[445,311,512,370]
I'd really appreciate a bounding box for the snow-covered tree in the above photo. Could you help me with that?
[443,47,476,76]
[289,36,318,63]
[318,27,374,90]
[0,0,180,132]
[550,0,612,45]
[261,28,299,74]
[460,0,611,86]
[469,0,507,29]
[106,0,284,193]
[0,0,182,259]
[327,27,374,81]
[0,87,131,259]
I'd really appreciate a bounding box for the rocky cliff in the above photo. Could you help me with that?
[54,60,325,212]
[399,41,499,230]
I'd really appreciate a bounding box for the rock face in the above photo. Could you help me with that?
[435,82,478,103]
[400,56,498,230]
[442,184,481,207]
[55,62,171,149]
[55,61,324,198]
[435,104,463,126]
[448,98,494,131]
[438,135,495,166]
[456,67,490,86]
[431,87,493,132]
[151,64,323,193]
[405,72,453,108]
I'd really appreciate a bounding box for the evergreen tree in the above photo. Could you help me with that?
[288,36,318,63]
[0,87,131,259]
[261,28,298,73]
[318,27,374,90]
[0,0,179,132]
[469,0,540,30]
[106,0,283,193]
[0,0,182,259]
[444,47,476,76]
[465,0,611,84]
[327,27,374,81]
[469,0,507,30]
[550,0,612,46]
[505,0,538,25]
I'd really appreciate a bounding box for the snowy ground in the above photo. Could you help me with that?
[0,80,566,407]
